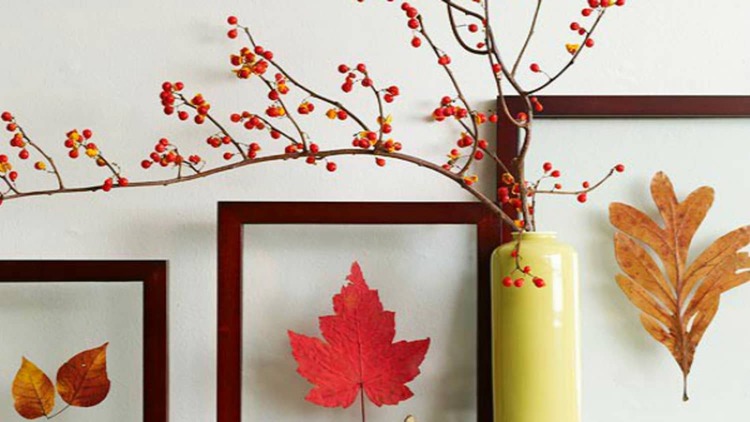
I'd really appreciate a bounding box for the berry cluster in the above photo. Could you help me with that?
[230,47,270,79]
[160,82,214,125]
[141,138,203,171]
[3,113,32,172]
[65,129,127,191]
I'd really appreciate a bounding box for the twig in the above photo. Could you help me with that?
[527,8,607,95]
[511,0,544,77]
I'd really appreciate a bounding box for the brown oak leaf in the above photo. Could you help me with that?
[610,172,750,401]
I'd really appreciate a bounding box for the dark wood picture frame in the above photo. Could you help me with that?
[0,261,169,422]
[217,202,502,422]
[496,95,750,241]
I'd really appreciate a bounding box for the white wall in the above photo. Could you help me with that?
[0,1,748,421]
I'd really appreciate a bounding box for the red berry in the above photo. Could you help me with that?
[174,82,184,91]
[0,112,12,122]
[141,160,152,169]
[588,0,600,7]
[356,63,367,73]
[582,181,591,188]
[543,162,553,172]
[616,0,625,5]
[376,158,386,167]
[570,22,580,31]
[69,149,79,159]
[102,178,113,192]
[407,18,419,29]
[411,37,422,48]
[326,162,337,172]
[468,23,479,33]
[337,110,348,120]
[615,164,625,172]
[533,277,546,288]
[474,151,484,160]
[514,278,524,288]
[18,149,29,160]
[178,111,189,121]
[551,170,561,178]
[582,8,593,16]
[530,63,541,73]
[227,16,238,25]
[523,266,532,274]
[227,29,238,39]
[585,38,595,48]
[478,140,489,149]
[118,177,129,187]
[577,193,588,203]
[502,276,513,287]
[161,82,172,92]
[223,152,234,160]
[8,171,17,182]
[338,64,350,73]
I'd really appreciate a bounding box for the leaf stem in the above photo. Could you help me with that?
[46,404,70,420]
[360,385,366,422]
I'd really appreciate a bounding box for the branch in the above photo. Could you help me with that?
[535,166,617,195]
[511,0,543,77]
[0,146,517,228]
[527,8,607,95]
[439,0,485,20]
[240,26,372,133]
[446,4,489,56]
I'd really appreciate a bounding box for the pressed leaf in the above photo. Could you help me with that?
[614,233,675,312]
[56,343,111,407]
[12,357,56,419]
[610,172,750,401]
[289,262,430,409]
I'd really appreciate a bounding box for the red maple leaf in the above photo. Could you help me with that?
[288,261,430,409]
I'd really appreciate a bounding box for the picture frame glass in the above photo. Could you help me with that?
[0,281,144,420]
[526,118,750,420]
[242,223,479,421]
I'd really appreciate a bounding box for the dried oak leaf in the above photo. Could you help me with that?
[12,357,56,419]
[56,343,111,407]
[289,262,430,408]
[610,172,750,401]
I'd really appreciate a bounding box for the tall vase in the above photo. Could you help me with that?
[491,232,580,422]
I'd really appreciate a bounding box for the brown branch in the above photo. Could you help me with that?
[439,0,485,20]
[511,0,543,77]
[0,146,518,228]
[177,93,248,159]
[252,114,301,145]
[240,26,371,133]
[446,5,489,56]
[258,75,308,151]
[535,167,616,195]
[17,124,65,189]
[527,8,607,95]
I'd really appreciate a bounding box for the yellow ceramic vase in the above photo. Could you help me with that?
[491,232,580,422]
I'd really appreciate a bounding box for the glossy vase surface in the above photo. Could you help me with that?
[491,232,580,422]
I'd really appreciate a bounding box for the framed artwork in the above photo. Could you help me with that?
[217,202,502,422]
[495,96,750,421]
[0,261,168,422]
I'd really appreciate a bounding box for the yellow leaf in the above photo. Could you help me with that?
[13,357,56,419]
